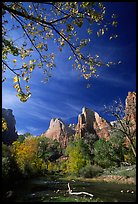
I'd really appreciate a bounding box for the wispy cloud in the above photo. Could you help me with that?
[97,73,135,87]
[2,87,21,109]
[26,126,41,134]
[28,111,52,121]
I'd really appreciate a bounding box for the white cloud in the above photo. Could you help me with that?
[97,74,133,87]
[26,126,41,133]
[28,111,51,121]
[17,129,26,135]
[2,88,21,109]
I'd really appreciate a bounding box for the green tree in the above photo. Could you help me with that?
[104,98,136,158]
[108,130,126,166]
[37,137,62,165]
[17,132,33,143]
[66,139,91,175]
[11,137,46,176]
[2,142,11,178]
[94,131,126,168]
[83,133,99,163]
[2,142,20,179]
[11,136,62,177]
[123,133,136,165]
[2,2,119,102]
[94,139,113,168]
[17,135,26,143]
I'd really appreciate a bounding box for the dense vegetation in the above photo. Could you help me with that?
[2,128,136,182]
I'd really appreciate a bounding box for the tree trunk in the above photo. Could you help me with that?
[126,136,136,158]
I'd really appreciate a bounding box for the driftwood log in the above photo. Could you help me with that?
[67,183,94,197]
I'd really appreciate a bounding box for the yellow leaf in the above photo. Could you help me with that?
[13,84,19,89]
[17,88,21,93]
[101,28,104,35]
[13,76,19,83]
[29,67,33,72]
[13,59,17,63]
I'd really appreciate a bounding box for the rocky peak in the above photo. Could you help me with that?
[49,118,64,128]
[76,107,112,140]
[68,123,76,131]
[125,92,136,116]
[2,108,18,145]
[93,112,112,140]
[42,118,75,148]
[110,120,118,127]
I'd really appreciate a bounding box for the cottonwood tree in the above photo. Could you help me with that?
[2,2,119,102]
[66,139,91,174]
[104,99,136,158]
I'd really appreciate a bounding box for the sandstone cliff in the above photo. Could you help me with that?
[125,91,136,132]
[76,107,112,140]
[2,108,18,145]
[41,118,75,148]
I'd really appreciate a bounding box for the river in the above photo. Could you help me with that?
[4,177,136,202]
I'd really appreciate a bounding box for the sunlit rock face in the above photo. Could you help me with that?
[125,91,136,132]
[123,91,136,147]
[93,112,112,140]
[76,107,96,137]
[42,118,75,148]
[2,108,18,145]
[76,107,112,140]
[75,92,136,141]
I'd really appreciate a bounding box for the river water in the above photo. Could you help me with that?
[5,177,136,202]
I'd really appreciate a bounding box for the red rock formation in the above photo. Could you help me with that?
[41,91,136,148]
[76,107,95,137]
[125,91,136,132]
[76,107,112,140]
[93,112,112,140]
[123,91,136,147]
[42,118,75,148]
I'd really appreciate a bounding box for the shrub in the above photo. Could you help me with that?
[2,157,11,178]
[79,164,103,178]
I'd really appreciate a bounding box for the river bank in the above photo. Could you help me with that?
[61,174,135,185]
[8,177,136,202]
[60,164,136,185]
[2,165,136,202]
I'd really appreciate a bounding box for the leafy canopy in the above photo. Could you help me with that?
[2,2,119,102]
[10,136,62,176]
[66,139,91,174]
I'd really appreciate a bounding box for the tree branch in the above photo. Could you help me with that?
[11,13,45,60]
[2,3,52,26]
[105,105,136,158]
[50,14,71,24]
[67,183,94,197]
[2,60,18,76]
[3,2,104,75]
[2,60,23,93]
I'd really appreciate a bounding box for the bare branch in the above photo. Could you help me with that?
[68,183,94,197]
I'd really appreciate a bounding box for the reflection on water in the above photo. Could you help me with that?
[5,177,136,202]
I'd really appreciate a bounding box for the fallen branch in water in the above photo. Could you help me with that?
[67,183,94,197]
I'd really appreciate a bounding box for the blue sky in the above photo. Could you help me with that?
[2,2,136,136]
